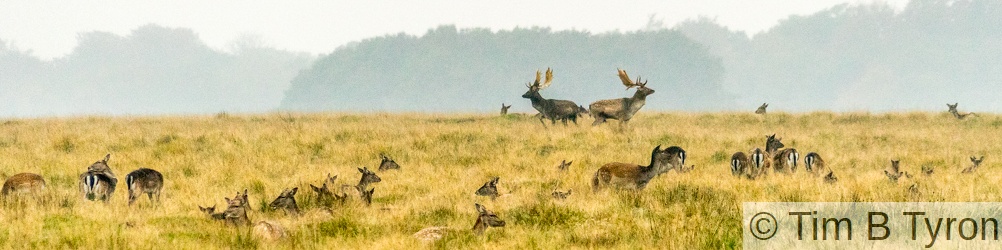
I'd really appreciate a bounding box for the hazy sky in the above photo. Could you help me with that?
[1,0,908,60]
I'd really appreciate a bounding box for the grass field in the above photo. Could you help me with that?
[1,112,1002,249]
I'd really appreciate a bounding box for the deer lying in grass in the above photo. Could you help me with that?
[947,103,976,120]
[253,221,288,241]
[589,69,655,127]
[2,173,45,197]
[339,167,381,203]
[413,203,507,243]
[223,190,251,226]
[884,160,912,183]
[551,189,572,200]
[79,154,118,202]
[378,154,401,171]
[922,165,934,176]
[592,145,677,192]
[269,187,300,216]
[199,205,226,220]
[824,171,838,184]
[356,186,374,206]
[962,156,984,173]
[755,103,768,114]
[475,177,500,200]
[125,168,163,206]
[521,68,584,126]
[557,160,572,171]
[310,174,347,207]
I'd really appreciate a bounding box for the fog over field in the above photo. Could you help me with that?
[2,0,1000,117]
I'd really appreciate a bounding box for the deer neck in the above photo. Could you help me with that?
[765,144,780,154]
[472,217,487,235]
[639,164,660,183]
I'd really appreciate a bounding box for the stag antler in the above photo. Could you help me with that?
[534,68,553,90]
[617,68,644,89]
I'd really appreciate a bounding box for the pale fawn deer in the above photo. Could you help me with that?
[2,173,45,197]
[591,145,675,192]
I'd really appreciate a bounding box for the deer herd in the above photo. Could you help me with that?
[0,68,990,243]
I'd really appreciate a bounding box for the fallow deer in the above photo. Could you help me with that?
[823,170,838,184]
[557,160,572,171]
[884,160,912,183]
[804,152,827,176]
[551,189,572,200]
[339,167,381,198]
[589,69,655,126]
[962,156,984,174]
[198,205,226,221]
[475,177,499,200]
[472,203,505,235]
[269,187,300,216]
[744,135,784,179]
[922,165,934,176]
[310,174,347,206]
[947,103,976,120]
[730,152,749,178]
[521,68,584,126]
[223,190,251,226]
[771,138,799,174]
[378,154,401,171]
[755,103,768,114]
[357,186,374,206]
[500,103,512,115]
[253,221,289,241]
[658,146,688,175]
[125,168,163,206]
[79,154,118,202]
[591,145,675,192]
[1,173,45,197]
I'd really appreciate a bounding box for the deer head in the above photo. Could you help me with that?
[500,103,512,115]
[618,68,654,97]
[473,203,505,235]
[379,154,401,171]
[357,167,382,188]
[199,205,217,217]
[765,134,785,153]
[87,154,114,175]
[947,103,959,113]
[522,68,553,98]
[269,187,300,216]
[475,177,499,200]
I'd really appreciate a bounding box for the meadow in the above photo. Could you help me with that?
[1,112,1002,249]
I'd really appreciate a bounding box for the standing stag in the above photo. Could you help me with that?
[521,68,584,126]
[125,168,163,206]
[589,69,655,126]
[755,103,768,114]
[591,145,678,192]
[79,154,118,202]
[947,103,976,120]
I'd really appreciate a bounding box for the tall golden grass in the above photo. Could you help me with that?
[0,112,1000,249]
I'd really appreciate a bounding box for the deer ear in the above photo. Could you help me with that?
[358,167,365,174]
[567,161,573,165]
[102,154,110,163]
[475,203,486,213]
[225,197,231,203]
[290,187,298,195]
[310,184,320,191]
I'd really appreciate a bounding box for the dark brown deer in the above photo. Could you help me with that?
[2,173,45,197]
[730,152,749,178]
[804,152,827,176]
[268,187,300,216]
[591,145,676,192]
[755,103,768,114]
[199,205,226,221]
[947,103,976,119]
[378,154,400,171]
[310,174,346,206]
[589,69,655,126]
[521,68,584,126]
[475,177,499,200]
[500,103,512,115]
[962,156,984,173]
[357,186,374,206]
[557,160,572,171]
[223,191,251,226]
[125,168,163,206]
[472,203,505,235]
[885,160,912,183]
[79,154,118,202]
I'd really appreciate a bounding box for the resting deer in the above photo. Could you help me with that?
[125,168,163,206]
[947,103,976,120]
[589,69,655,126]
[551,189,572,200]
[557,160,572,171]
[310,174,347,206]
[413,203,507,242]
[269,187,300,216]
[378,154,401,171]
[521,68,584,126]
[823,171,838,184]
[804,152,827,176]
[2,173,46,197]
[884,160,912,183]
[223,190,251,226]
[962,156,984,174]
[755,103,768,114]
[330,168,381,205]
[356,186,374,206]
[79,154,118,202]
[199,205,226,220]
[500,103,511,115]
[921,165,934,176]
[475,177,500,200]
[591,145,677,192]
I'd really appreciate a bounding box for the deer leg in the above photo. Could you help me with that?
[591,115,606,126]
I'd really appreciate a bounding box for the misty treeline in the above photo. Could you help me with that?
[0,25,312,117]
[3,0,1001,117]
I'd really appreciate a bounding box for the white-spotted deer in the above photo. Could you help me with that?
[2,173,45,197]
[125,168,163,206]
[589,69,655,126]
[521,68,584,126]
[591,145,676,192]
[79,154,118,202]
[962,156,984,173]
